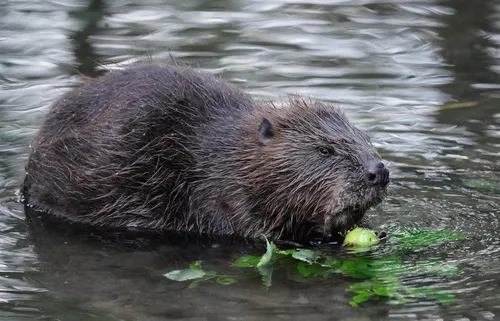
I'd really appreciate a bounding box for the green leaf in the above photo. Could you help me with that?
[391,293,410,303]
[257,264,274,288]
[292,249,321,264]
[367,257,407,278]
[216,277,238,285]
[296,262,331,278]
[349,291,375,307]
[297,262,311,277]
[189,261,203,270]
[232,255,261,268]
[205,270,217,277]
[373,285,397,297]
[341,258,374,279]
[346,280,376,294]
[165,226,463,311]
[368,256,403,269]
[321,257,342,270]
[277,249,297,256]
[431,292,456,305]
[257,236,277,268]
[164,269,207,282]
[387,226,464,250]
[188,279,204,289]
[374,277,402,290]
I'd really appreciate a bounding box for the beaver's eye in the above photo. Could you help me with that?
[318,147,331,157]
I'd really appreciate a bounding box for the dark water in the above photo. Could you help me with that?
[1,0,500,320]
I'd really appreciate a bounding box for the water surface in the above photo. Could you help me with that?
[1,0,500,320]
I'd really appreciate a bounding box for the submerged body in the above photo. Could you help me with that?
[22,64,389,243]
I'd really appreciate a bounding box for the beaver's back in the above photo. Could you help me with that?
[23,64,254,229]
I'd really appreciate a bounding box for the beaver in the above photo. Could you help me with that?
[22,63,389,244]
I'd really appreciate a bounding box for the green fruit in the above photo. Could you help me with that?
[343,227,380,247]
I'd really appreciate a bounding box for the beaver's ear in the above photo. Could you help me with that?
[258,118,276,143]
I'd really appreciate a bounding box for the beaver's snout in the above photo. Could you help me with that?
[366,160,390,187]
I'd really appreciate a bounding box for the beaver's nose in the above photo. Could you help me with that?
[366,160,389,186]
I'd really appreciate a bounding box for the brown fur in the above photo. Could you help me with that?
[22,63,389,243]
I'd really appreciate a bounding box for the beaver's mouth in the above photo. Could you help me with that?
[324,205,366,236]
[308,191,386,244]
[291,183,389,246]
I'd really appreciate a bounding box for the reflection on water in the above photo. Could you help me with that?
[0,0,499,320]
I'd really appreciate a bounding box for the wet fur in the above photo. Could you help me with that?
[22,64,387,243]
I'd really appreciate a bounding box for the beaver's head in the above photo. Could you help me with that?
[246,98,389,242]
